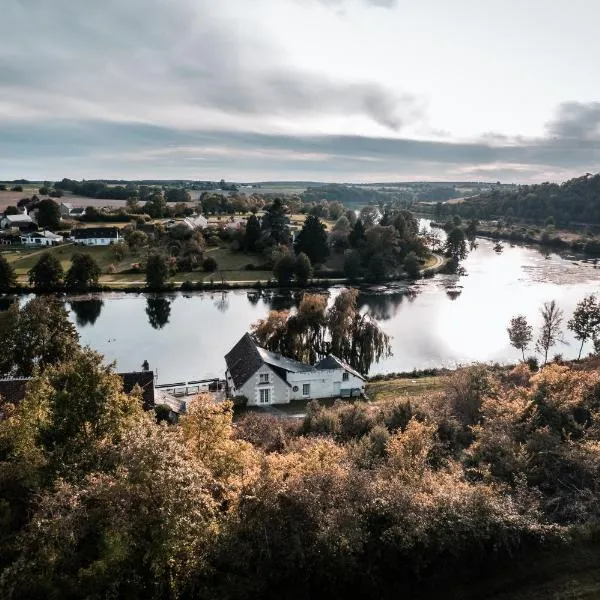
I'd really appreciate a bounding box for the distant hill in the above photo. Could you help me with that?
[443,174,600,226]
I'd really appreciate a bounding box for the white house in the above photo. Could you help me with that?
[1,213,34,230]
[165,215,208,231]
[71,227,121,246]
[60,203,85,218]
[20,230,63,246]
[225,333,366,406]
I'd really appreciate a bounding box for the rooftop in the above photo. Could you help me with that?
[72,227,120,239]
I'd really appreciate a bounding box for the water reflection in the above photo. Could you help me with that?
[70,299,104,327]
[212,292,229,313]
[358,291,411,321]
[146,297,172,330]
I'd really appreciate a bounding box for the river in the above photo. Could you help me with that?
[57,222,598,384]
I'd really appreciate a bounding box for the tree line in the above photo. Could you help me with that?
[441,173,600,226]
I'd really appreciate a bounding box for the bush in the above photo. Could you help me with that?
[232,395,248,408]
[203,256,218,272]
[526,356,540,371]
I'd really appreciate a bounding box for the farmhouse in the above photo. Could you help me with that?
[60,203,85,218]
[1,213,35,231]
[71,227,121,246]
[225,333,365,406]
[20,230,63,246]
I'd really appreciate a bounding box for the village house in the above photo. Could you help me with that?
[165,214,208,231]
[20,230,63,246]
[71,226,121,246]
[1,213,35,231]
[60,203,85,218]
[225,333,365,406]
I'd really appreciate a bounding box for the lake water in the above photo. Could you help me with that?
[61,224,599,384]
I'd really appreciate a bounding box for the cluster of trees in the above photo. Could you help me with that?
[3,299,600,597]
[444,173,600,226]
[508,295,600,364]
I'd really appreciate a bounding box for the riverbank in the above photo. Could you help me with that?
[431,220,600,257]
[2,248,447,294]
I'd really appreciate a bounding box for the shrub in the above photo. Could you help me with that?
[203,256,218,272]
[526,356,540,371]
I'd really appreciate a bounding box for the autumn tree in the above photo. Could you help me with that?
[0,296,79,376]
[568,294,600,358]
[28,252,64,290]
[536,300,565,365]
[507,315,533,360]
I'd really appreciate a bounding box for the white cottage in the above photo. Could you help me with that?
[20,230,63,246]
[71,227,121,246]
[225,333,365,406]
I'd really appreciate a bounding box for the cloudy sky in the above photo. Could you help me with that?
[2,0,600,182]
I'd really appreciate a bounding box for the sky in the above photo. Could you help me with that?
[2,0,600,183]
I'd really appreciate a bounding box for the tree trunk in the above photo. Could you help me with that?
[579,338,585,360]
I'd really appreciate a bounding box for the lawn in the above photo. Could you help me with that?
[366,376,444,403]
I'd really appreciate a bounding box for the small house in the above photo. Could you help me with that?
[225,333,365,406]
[71,227,121,246]
[1,213,34,231]
[20,230,63,246]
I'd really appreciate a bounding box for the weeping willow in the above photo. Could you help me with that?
[252,289,391,374]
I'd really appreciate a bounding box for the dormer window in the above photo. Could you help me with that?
[259,373,269,384]
[342,372,349,382]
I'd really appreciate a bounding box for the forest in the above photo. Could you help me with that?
[442,173,600,226]
[2,299,600,599]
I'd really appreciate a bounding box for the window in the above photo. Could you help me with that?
[259,373,269,384]
[342,372,349,382]
[302,384,311,397]
[259,389,270,404]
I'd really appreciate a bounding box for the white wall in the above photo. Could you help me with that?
[74,237,118,246]
[238,364,291,406]
[287,368,364,401]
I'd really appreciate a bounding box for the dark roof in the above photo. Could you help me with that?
[225,333,263,388]
[257,347,315,374]
[119,371,155,409]
[72,227,120,239]
[0,372,155,410]
[315,354,365,380]
[0,378,29,404]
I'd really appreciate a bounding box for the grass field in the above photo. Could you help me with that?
[0,190,132,211]
[366,376,444,402]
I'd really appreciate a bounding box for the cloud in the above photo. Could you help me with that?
[314,0,398,7]
[0,0,418,131]
[546,102,600,141]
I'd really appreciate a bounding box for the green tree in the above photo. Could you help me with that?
[536,300,565,365]
[262,198,290,245]
[294,252,312,285]
[0,296,79,377]
[343,249,362,280]
[165,188,191,203]
[145,253,169,289]
[273,253,296,285]
[568,295,600,358]
[65,253,101,290]
[444,227,468,261]
[0,254,17,291]
[125,229,148,251]
[28,252,64,290]
[348,219,366,248]
[4,205,19,215]
[507,315,533,361]
[243,214,262,251]
[403,251,420,279]
[36,198,61,229]
[294,215,329,265]
[145,191,166,218]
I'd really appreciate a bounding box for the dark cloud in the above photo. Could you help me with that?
[546,102,600,141]
[1,117,599,181]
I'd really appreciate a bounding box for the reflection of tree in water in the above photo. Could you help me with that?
[357,291,409,321]
[70,299,104,327]
[246,291,262,306]
[446,289,462,301]
[146,297,172,330]
[213,292,229,313]
[261,290,297,311]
